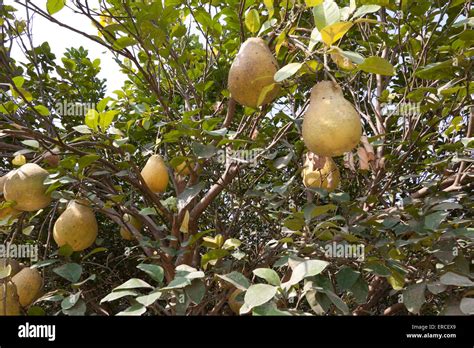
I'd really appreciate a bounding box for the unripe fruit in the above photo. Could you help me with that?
[141,155,169,193]
[42,149,60,168]
[3,163,51,211]
[302,153,340,191]
[53,200,98,251]
[228,38,280,108]
[119,213,142,240]
[302,81,361,157]
[175,160,200,176]
[11,267,42,307]
[0,281,20,315]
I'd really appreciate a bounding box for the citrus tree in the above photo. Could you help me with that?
[0,0,472,316]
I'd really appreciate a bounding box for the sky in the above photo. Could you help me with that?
[7,0,127,94]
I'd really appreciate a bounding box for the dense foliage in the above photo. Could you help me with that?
[0,0,472,316]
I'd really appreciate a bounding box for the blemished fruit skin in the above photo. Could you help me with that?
[0,258,22,277]
[302,81,362,157]
[302,154,340,191]
[141,155,169,193]
[0,281,20,315]
[11,267,42,307]
[228,289,244,315]
[120,213,142,240]
[3,163,52,211]
[53,200,98,251]
[228,38,280,108]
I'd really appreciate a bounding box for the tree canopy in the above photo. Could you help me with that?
[0,0,472,316]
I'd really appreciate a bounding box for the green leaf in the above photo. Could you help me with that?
[113,36,137,50]
[137,264,164,284]
[116,304,146,316]
[350,277,369,304]
[274,63,303,82]
[160,277,192,290]
[353,5,380,18]
[72,274,97,288]
[283,215,305,231]
[192,143,218,159]
[310,204,337,217]
[177,182,205,210]
[320,21,353,45]
[139,207,158,216]
[313,1,340,30]
[253,268,281,286]
[61,292,81,310]
[85,109,99,131]
[96,97,111,112]
[222,238,241,250]
[201,249,229,268]
[424,211,448,230]
[217,272,250,291]
[285,260,329,286]
[100,290,138,303]
[263,0,275,17]
[340,50,365,64]
[252,301,292,316]
[31,260,58,269]
[308,27,322,50]
[358,56,395,75]
[33,105,50,116]
[336,267,360,290]
[364,261,391,277]
[12,76,25,88]
[387,270,405,290]
[99,110,119,131]
[73,125,92,134]
[245,9,260,33]
[113,278,153,291]
[403,283,426,314]
[53,263,82,283]
[21,140,40,148]
[62,299,86,316]
[185,279,206,304]
[135,290,162,307]
[58,244,74,257]
[78,154,100,170]
[415,60,454,80]
[305,0,323,7]
[241,284,277,313]
[439,272,474,287]
[47,0,65,15]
